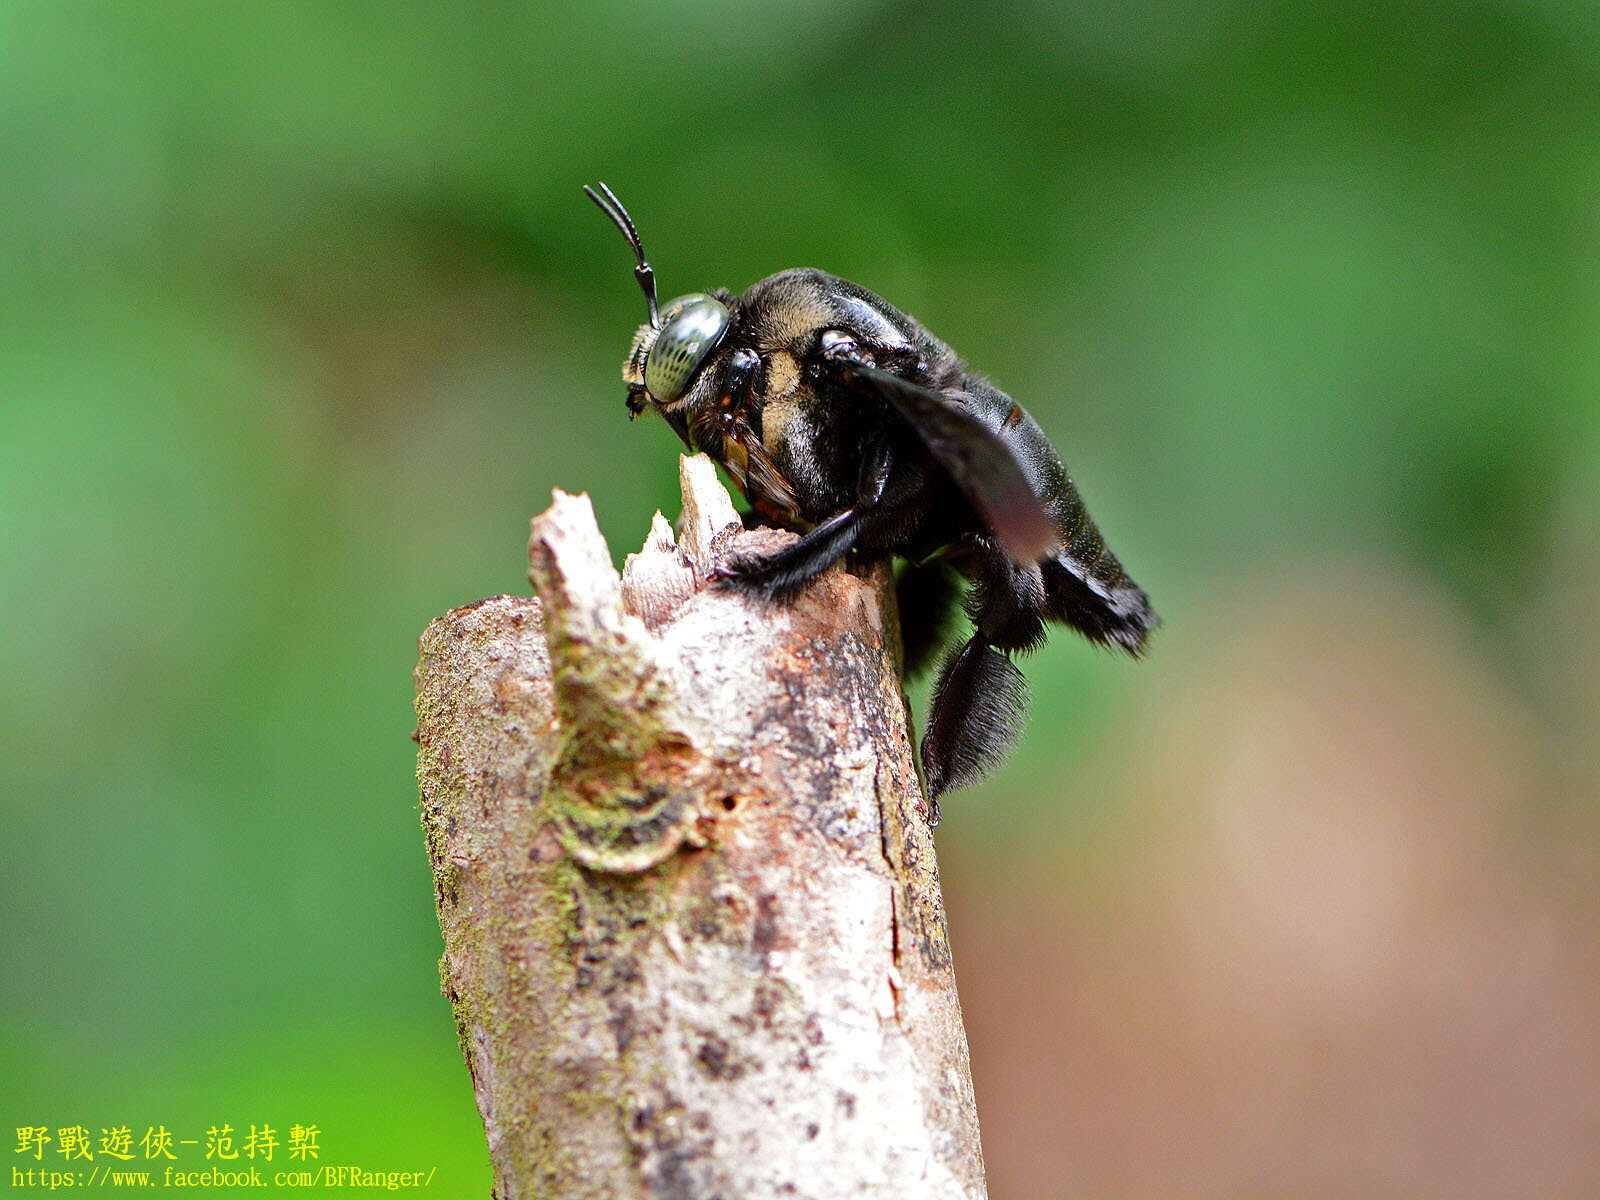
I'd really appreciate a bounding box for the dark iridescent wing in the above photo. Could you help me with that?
[837,360,1057,563]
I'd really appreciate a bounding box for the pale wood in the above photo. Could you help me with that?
[414,454,986,1200]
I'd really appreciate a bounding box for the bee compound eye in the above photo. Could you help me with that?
[644,294,730,403]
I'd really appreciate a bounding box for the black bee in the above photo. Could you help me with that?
[585,183,1157,815]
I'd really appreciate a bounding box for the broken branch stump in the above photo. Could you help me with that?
[413,454,985,1199]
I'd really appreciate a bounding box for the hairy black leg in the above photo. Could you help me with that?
[916,536,1048,804]
[966,536,1047,653]
[715,506,867,601]
[716,438,894,601]
[895,560,962,680]
[919,635,1030,803]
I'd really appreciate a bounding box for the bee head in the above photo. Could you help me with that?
[586,182,730,417]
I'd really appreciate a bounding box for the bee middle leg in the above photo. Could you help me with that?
[894,560,962,680]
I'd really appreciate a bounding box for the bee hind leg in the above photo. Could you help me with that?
[919,635,1030,805]
[918,541,1050,804]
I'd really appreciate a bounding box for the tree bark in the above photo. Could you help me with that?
[414,454,986,1200]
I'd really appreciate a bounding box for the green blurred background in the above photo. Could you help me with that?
[6,2,1599,1195]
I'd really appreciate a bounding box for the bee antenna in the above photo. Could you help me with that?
[584,182,660,329]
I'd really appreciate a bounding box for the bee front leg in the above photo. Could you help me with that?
[714,506,868,601]
[715,439,893,602]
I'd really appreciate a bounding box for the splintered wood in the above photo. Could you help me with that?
[414,454,984,1200]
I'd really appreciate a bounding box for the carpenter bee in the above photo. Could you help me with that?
[584,183,1157,815]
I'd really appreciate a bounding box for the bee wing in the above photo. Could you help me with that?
[839,361,1057,563]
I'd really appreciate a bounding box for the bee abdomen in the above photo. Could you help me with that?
[1044,488,1157,655]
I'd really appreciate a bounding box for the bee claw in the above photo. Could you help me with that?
[710,560,756,592]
